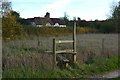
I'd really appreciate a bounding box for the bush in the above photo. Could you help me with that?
[23,25,72,37]
[77,27,98,34]
[23,25,99,37]
[2,11,25,40]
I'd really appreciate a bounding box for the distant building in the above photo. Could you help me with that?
[27,12,66,27]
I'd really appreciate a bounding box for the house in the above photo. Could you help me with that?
[27,12,66,27]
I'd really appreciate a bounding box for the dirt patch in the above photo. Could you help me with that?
[95,70,120,78]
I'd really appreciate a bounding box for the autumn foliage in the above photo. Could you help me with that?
[2,11,25,40]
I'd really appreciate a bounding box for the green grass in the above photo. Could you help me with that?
[2,56,119,78]
[108,77,120,80]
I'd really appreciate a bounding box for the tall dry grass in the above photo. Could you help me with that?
[2,34,118,71]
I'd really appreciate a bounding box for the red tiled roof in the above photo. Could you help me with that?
[27,18,34,22]
[27,17,66,25]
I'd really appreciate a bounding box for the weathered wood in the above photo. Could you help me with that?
[73,22,77,63]
[73,21,76,52]
[56,51,77,54]
[56,49,73,54]
[56,40,73,44]
[49,22,77,68]
[45,50,77,55]
[53,38,56,69]
[72,54,77,63]
[57,55,69,67]
[57,55,69,62]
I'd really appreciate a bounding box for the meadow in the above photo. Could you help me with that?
[2,33,119,78]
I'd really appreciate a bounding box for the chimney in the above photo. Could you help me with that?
[44,12,50,18]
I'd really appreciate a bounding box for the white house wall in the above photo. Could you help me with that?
[54,23,59,26]
[32,22,66,27]
[46,23,51,26]
[59,25,66,27]
[35,24,66,27]
[53,23,66,27]
[36,25,43,27]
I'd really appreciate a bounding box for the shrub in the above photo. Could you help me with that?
[77,27,98,34]
[2,11,25,40]
[23,25,72,37]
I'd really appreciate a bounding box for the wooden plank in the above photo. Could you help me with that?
[56,49,73,54]
[55,40,73,44]
[45,50,77,54]
[57,55,69,67]
[56,51,77,54]
[57,55,69,62]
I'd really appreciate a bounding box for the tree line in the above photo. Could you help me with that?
[1,0,120,40]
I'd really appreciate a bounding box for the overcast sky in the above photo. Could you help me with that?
[10,0,119,21]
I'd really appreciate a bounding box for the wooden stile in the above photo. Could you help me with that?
[49,22,77,68]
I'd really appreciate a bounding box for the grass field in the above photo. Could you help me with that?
[2,33,119,78]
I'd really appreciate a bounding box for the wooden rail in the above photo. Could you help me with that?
[45,50,77,54]
[45,50,73,53]
[55,40,73,44]
[56,49,73,53]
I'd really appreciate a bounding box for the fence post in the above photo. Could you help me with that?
[53,38,56,69]
[72,21,77,63]
[37,40,40,52]
[102,38,104,55]
[38,40,40,46]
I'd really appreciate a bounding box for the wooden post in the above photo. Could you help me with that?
[53,38,56,69]
[102,38,104,55]
[38,40,40,46]
[65,62,69,68]
[38,40,40,52]
[72,21,77,63]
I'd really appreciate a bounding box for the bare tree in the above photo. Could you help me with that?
[0,0,12,17]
